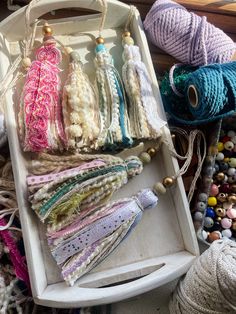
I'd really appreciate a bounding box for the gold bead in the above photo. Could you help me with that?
[215,207,226,217]
[96,37,104,44]
[216,217,222,222]
[147,147,157,158]
[217,193,228,203]
[163,176,175,188]
[216,172,225,181]
[42,24,52,36]
[122,31,131,37]
[228,194,236,203]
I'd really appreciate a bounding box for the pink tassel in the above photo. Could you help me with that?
[0,218,30,288]
[19,34,65,152]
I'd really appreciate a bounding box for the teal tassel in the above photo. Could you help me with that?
[94,39,133,150]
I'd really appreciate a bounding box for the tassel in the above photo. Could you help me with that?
[27,155,143,230]
[122,32,166,139]
[0,218,30,288]
[18,23,65,152]
[94,37,133,150]
[47,188,158,286]
[62,48,100,151]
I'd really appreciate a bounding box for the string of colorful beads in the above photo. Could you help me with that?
[194,128,236,243]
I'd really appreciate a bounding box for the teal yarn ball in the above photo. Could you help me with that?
[161,62,236,125]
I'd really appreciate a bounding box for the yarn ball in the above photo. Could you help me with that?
[169,239,236,313]
[161,62,236,125]
[144,0,236,66]
[160,65,197,124]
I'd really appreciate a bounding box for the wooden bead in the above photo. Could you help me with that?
[163,176,175,188]
[122,31,131,37]
[216,172,225,181]
[21,57,31,68]
[153,182,166,194]
[228,194,236,203]
[232,221,236,231]
[217,193,228,203]
[146,147,157,158]
[139,152,151,164]
[122,37,134,46]
[42,24,52,35]
[208,231,221,243]
[64,47,73,54]
[208,197,217,206]
[215,207,226,217]
[96,37,104,44]
[231,184,236,193]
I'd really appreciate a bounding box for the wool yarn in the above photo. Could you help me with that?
[144,0,236,66]
[169,239,236,313]
[27,155,143,230]
[95,40,133,150]
[122,34,166,139]
[62,48,100,151]
[161,62,236,125]
[0,113,7,148]
[18,26,66,152]
[47,188,158,286]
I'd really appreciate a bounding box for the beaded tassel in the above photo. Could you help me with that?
[62,48,100,151]
[48,188,158,286]
[122,32,166,139]
[27,156,143,230]
[94,37,133,150]
[18,23,65,152]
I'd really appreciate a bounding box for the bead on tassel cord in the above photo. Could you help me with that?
[19,23,66,152]
[62,47,100,151]
[122,6,166,139]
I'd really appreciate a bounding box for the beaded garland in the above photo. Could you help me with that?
[194,126,236,243]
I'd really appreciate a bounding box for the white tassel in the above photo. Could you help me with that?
[62,48,100,151]
[122,35,166,139]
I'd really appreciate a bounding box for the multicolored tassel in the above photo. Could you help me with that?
[27,155,143,230]
[94,37,133,150]
[18,23,65,152]
[122,32,166,139]
[62,48,100,151]
[48,188,158,286]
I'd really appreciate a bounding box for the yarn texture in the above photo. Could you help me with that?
[144,0,235,66]
[169,239,236,313]
[161,62,236,124]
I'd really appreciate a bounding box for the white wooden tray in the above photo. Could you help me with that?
[0,0,199,308]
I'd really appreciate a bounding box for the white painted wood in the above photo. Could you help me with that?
[109,279,178,314]
[0,0,199,307]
